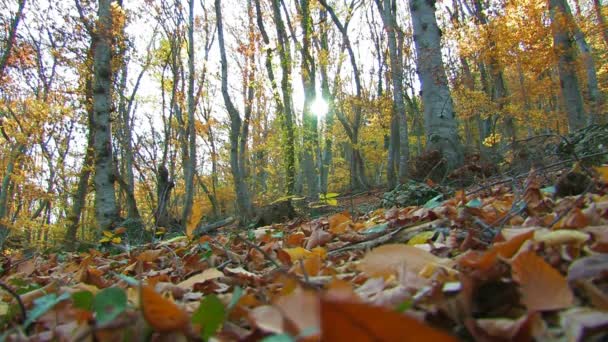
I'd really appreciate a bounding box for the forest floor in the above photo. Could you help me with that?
[1,165,608,341]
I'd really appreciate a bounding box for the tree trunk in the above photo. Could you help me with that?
[216,0,254,222]
[298,0,320,199]
[0,0,26,80]
[549,0,587,131]
[593,0,608,49]
[92,0,120,231]
[376,0,409,183]
[562,0,602,124]
[270,0,296,195]
[182,0,197,229]
[410,0,463,169]
[318,0,368,191]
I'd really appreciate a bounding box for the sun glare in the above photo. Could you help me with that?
[311,98,328,117]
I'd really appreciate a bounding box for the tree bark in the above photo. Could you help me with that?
[92,0,120,230]
[410,0,463,169]
[182,0,197,229]
[215,0,254,222]
[0,0,26,80]
[298,0,320,199]
[549,0,587,131]
[376,0,409,183]
[593,0,608,49]
[269,0,297,195]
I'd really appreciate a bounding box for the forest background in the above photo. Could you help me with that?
[0,0,605,250]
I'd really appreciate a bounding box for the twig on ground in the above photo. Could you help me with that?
[0,281,26,323]
[328,219,446,255]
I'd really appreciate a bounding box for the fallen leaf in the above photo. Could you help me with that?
[305,229,332,249]
[177,268,224,290]
[282,247,312,262]
[567,254,608,282]
[359,244,454,278]
[511,251,574,311]
[136,250,163,262]
[249,305,285,335]
[321,297,457,341]
[561,307,608,342]
[274,287,320,337]
[140,285,189,332]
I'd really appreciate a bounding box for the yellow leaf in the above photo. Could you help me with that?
[102,230,114,238]
[282,247,312,262]
[407,231,435,245]
[99,237,110,243]
[594,165,608,183]
[111,237,122,244]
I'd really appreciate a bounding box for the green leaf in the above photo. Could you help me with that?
[465,198,483,208]
[227,286,243,311]
[362,223,389,235]
[541,186,556,195]
[423,194,444,209]
[115,273,140,287]
[324,198,338,206]
[271,231,284,239]
[24,292,70,328]
[93,287,127,326]
[261,334,295,342]
[72,291,94,311]
[192,294,226,341]
[395,299,413,313]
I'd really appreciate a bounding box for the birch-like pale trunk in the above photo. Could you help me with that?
[92,0,119,230]
[410,0,463,169]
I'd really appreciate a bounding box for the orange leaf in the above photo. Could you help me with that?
[140,285,189,332]
[328,212,351,234]
[511,251,574,311]
[321,297,457,341]
[136,249,163,262]
[459,230,533,271]
[286,232,306,247]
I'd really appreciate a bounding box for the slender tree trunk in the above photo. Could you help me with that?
[376,0,409,183]
[0,146,22,248]
[318,9,334,195]
[298,0,320,199]
[92,0,119,230]
[562,0,602,124]
[216,0,254,222]
[410,0,463,169]
[269,0,296,195]
[549,0,587,131]
[0,0,26,80]
[318,0,368,190]
[593,0,608,48]
[182,0,197,229]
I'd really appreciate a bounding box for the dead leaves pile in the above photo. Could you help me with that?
[1,168,608,341]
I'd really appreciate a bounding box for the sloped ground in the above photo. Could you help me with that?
[1,166,608,341]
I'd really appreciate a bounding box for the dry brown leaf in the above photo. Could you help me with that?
[305,229,332,249]
[511,251,574,311]
[176,268,224,290]
[359,244,454,278]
